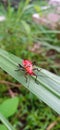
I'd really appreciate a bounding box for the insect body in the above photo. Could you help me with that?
[16,60,40,82]
[22,60,35,76]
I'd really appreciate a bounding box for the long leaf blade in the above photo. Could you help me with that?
[0,49,60,114]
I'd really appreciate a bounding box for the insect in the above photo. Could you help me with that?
[16,59,41,82]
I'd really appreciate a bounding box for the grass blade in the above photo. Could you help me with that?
[0,49,60,114]
[0,113,15,130]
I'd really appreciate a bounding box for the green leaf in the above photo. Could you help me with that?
[0,125,8,130]
[0,49,60,114]
[0,97,19,118]
[0,113,15,130]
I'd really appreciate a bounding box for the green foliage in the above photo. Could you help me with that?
[0,97,19,118]
[0,125,8,130]
[0,97,18,130]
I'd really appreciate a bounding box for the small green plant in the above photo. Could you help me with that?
[0,97,19,130]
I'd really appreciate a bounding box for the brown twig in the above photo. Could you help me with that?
[0,80,21,97]
[46,116,60,130]
[0,80,21,88]
[46,121,57,130]
[7,86,15,97]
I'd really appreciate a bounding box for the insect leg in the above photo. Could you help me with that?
[25,73,31,87]
[18,64,24,69]
[35,74,37,82]
[33,68,41,72]
[33,68,41,83]
[15,64,25,71]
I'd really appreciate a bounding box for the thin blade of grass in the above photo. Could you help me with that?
[0,113,15,130]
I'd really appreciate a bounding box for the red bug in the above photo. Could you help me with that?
[16,59,40,82]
